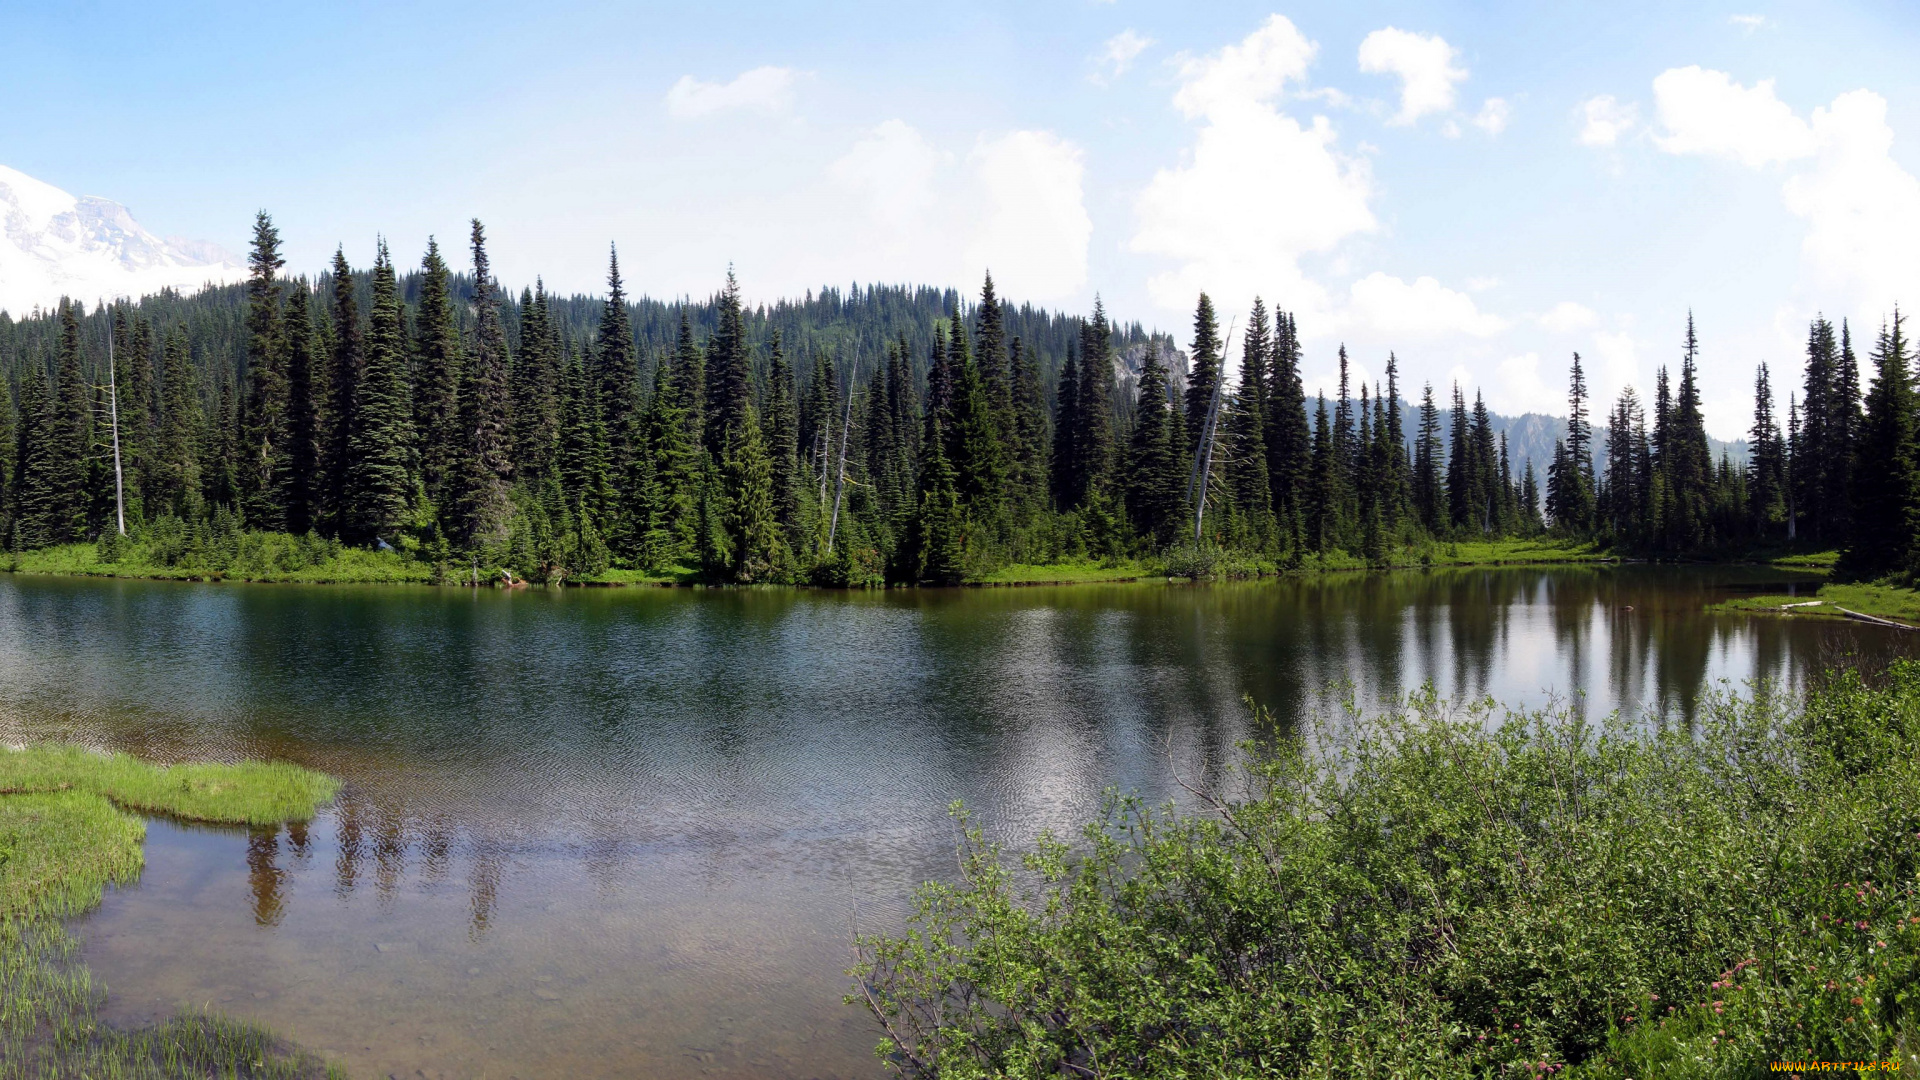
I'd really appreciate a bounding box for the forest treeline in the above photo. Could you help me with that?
[0,212,1907,583]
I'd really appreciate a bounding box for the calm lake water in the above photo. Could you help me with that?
[0,567,1895,1078]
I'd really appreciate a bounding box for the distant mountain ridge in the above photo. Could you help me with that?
[0,164,240,317]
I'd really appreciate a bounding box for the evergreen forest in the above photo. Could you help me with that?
[0,213,1905,585]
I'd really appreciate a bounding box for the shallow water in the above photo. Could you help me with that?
[0,567,1888,1078]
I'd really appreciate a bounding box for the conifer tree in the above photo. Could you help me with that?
[1333,347,1356,492]
[324,248,364,537]
[910,416,965,583]
[281,283,325,535]
[12,372,54,548]
[453,220,514,546]
[947,305,1006,519]
[1265,312,1310,535]
[1307,397,1335,551]
[345,241,416,543]
[704,269,752,455]
[1470,393,1496,533]
[1125,345,1188,546]
[1009,336,1050,512]
[1382,353,1409,531]
[1074,302,1117,506]
[109,304,150,520]
[1562,352,1595,534]
[203,376,240,513]
[558,347,613,530]
[973,273,1013,452]
[1664,315,1714,553]
[764,331,806,549]
[720,403,786,582]
[240,211,287,528]
[1225,340,1273,547]
[45,300,91,542]
[1749,362,1785,538]
[521,284,563,483]
[670,312,706,450]
[0,377,14,533]
[1413,383,1443,532]
[414,239,464,505]
[595,249,644,526]
[1184,293,1221,454]
[1050,348,1080,510]
[153,327,202,520]
[1846,310,1917,575]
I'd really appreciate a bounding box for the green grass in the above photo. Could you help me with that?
[575,563,700,586]
[972,559,1153,585]
[11,538,433,584]
[854,668,1920,1079]
[1420,537,1613,565]
[0,744,344,1078]
[1712,581,1920,626]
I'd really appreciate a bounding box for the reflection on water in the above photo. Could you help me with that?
[0,567,1899,1078]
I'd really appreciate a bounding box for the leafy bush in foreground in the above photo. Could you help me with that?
[853,667,1920,1078]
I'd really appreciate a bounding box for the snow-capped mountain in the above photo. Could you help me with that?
[0,164,241,318]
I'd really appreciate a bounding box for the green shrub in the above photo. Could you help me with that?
[852,670,1920,1078]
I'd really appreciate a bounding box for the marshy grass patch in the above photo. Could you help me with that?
[0,743,342,1078]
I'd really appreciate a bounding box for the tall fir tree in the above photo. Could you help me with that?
[453,219,515,546]
[345,241,416,543]
[704,269,752,456]
[1846,310,1917,575]
[240,211,287,528]
[1184,293,1222,454]
[324,247,364,538]
[1125,344,1188,546]
[1265,312,1311,536]
[1413,383,1444,533]
[281,283,326,534]
[414,238,464,507]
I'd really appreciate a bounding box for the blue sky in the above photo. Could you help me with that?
[7,0,1919,436]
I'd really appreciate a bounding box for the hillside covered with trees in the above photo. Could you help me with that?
[0,213,1902,584]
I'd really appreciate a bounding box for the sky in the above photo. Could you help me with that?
[6,0,1920,438]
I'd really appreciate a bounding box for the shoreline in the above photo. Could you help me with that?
[0,537,1710,590]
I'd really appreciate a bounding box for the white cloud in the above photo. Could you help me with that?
[1538,301,1598,333]
[664,66,799,120]
[1729,14,1771,32]
[1357,27,1467,126]
[1474,97,1511,135]
[1134,16,1370,318]
[1651,66,1813,166]
[1577,95,1638,147]
[1782,90,1920,317]
[1170,14,1316,121]
[1092,29,1152,85]
[823,121,1091,305]
[1489,352,1562,415]
[964,131,1091,303]
[1652,68,1920,318]
[1465,275,1501,292]
[828,120,945,236]
[1590,330,1643,408]
[1341,273,1507,341]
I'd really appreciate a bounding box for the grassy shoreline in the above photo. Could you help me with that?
[0,744,342,1079]
[1712,581,1920,628]
[6,535,1628,590]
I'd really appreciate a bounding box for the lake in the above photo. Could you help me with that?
[0,567,1888,1079]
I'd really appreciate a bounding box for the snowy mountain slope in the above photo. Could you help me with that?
[0,164,240,317]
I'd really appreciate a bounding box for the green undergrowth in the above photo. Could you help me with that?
[1713,582,1920,627]
[0,744,343,1079]
[853,666,1920,1078]
[10,535,432,584]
